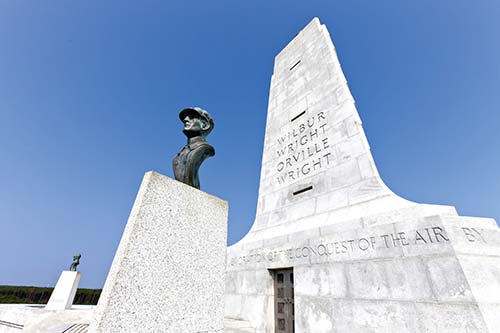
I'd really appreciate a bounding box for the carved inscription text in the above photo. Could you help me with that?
[275,111,333,185]
[229,226,486,267]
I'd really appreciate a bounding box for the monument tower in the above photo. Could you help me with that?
[226,18,500,332]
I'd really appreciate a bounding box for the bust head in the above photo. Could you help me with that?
[179,107,214,139]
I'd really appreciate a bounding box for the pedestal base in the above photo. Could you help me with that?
[90,171,228,332]
[45,271,81,310]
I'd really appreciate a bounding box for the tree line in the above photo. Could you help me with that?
[0,285,101,305]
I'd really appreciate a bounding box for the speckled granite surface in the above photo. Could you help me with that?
[89,171,228,332]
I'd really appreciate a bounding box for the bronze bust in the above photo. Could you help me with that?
[172,107,215,189]
[69,254,81,271]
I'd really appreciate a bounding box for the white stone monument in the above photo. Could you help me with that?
[45,271,81,310]
[89,171,228,332]
[226,17,500,332]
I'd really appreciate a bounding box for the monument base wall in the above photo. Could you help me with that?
[90,171,228,333]
[226,213,500,332]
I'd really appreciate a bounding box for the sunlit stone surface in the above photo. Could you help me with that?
[45,271,81,311]
[90,171,228,333]
[225,17,500,332]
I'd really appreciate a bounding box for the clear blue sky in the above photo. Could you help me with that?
[1,1,499,288]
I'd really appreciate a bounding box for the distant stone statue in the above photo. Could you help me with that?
[172,107,215,189]
[69,254,81,271]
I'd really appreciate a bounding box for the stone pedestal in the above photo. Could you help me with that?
[45,271,81,310]
[89,171,228,333]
